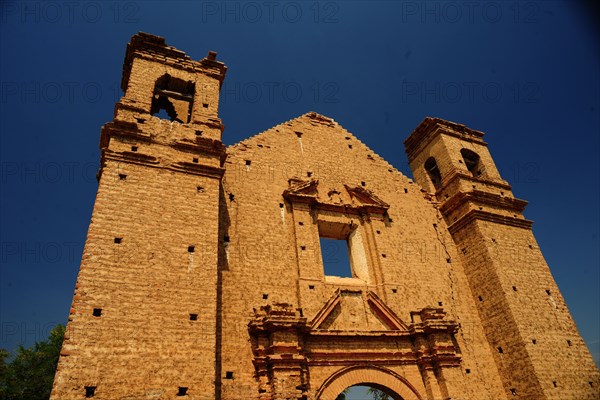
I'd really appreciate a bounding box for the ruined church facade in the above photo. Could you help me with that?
[51,33,599,400]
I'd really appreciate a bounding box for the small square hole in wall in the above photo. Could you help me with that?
[567,340,572,346]
[381,254,386,258]
[510,388,517,396]
[114,237,122,244]
[203,103,209,108]
[131,146,138,152]
[392,288,397,293]
[512,286,517,292]
[295,131,303,138]
[279,203,284,208]
[92,308,102,317]
[308,285,315,290]
[85,386,96,397]
[262,294,268,300]
[223,235,230,243]
[299,221,304,226]
[195,130,203,136]
[546,289,551,295]
[136,118,145,124]
[345,137,350,140]
[404,188,408,193]
[361,181,366,186]
[300,246,306,251]
[177,387,188,396]
[532,339,537,345]
[197,186,205,193]
[228,193,235,202]
[225,371,234,379]
[528,244,533,249]
[245,160,251,166]
[188,246,195,253]
[119,174,127,180]
[446,258,452,263]
[552,381,557,388]
[438,302,443,307]
[465,369,471,374]
[192,158,199,163]
[376,230,381,234]
[498,347,504,353]
[189,314,198,321]
[589,382,594,388]
[307,171,313,177]
[478,296,483,302]
[348,144,352,149]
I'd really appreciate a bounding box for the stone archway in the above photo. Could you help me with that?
[316,365,424,400]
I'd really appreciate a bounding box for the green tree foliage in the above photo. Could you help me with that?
[367,386,392,400]
[0,324,65,400]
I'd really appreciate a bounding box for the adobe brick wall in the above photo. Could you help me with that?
[50,33,599,400]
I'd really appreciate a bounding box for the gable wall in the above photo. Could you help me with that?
[218,114,506,399]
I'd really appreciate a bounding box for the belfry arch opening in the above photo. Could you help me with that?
[150,74,195,123]
[460,148,483,177]
[424,157,442,189]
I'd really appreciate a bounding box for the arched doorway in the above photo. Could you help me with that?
[316,366,424,400]
[335,384,401,400]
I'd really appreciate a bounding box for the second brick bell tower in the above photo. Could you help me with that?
[50,33,227,399]
[404,118,599,399]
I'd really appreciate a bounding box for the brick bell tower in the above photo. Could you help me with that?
[51,33,227,399]
[404,118,600,399]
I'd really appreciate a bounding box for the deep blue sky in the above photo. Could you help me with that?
[1,0,598,382]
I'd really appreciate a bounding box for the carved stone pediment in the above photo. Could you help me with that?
[344,185,390,214]
[248,297,461,399]
[282,180,390,216]
[310,289,407,331]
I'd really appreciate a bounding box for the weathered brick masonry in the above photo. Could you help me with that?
[51,33,599,400]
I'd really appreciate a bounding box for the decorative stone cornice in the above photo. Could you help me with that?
[121,32,227,92]
[448,209,533,235]
[404,117,487,162]
[440,190,528,216]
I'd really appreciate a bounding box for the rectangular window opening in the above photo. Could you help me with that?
[320,237,352,278]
